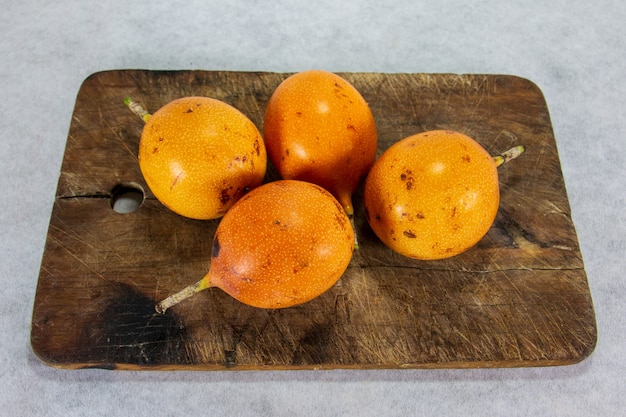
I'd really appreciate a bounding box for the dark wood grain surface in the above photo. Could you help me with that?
[30,70,596,370]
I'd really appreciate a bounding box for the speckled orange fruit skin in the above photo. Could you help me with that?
[364,130,499,260]
[207,180,355,309]
[263,70,377,215]
[138,96,267,220]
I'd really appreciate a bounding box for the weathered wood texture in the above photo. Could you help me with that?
[31,70,596,370]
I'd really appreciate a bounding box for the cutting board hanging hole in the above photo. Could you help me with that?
[110,183,145,214]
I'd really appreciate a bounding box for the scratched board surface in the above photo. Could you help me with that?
[31,70,596,370]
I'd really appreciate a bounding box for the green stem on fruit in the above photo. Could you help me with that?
[494,145,525,167]
[124,97,151,123]
[349,215,359,250]
[155,276,210,314]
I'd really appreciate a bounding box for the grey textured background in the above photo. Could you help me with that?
[1,0,624,416]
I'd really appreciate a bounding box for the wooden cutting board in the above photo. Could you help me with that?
[30,70,596,370]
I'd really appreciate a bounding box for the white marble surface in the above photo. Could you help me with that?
[1,0,624,415]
